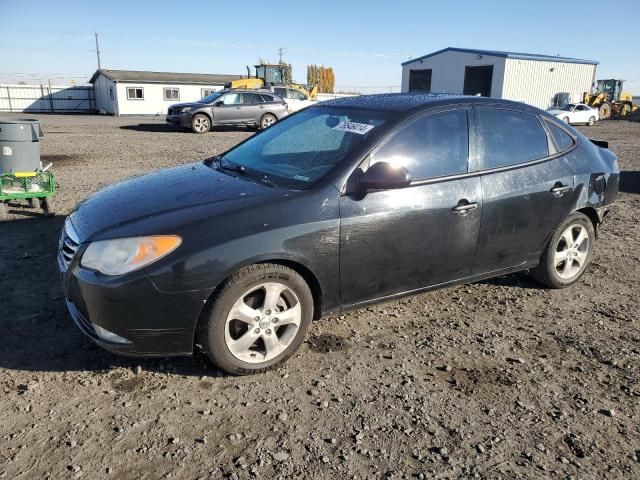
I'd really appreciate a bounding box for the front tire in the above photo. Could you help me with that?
[191,114,211,134]
[530,212,594,288]
[199,264,313,375]
[562,116,570,124]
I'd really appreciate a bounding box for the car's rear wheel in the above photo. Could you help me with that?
[191,114,211,134]
[530,212,594,288]
[259,114,277,130]
[199,263,313,375]
[588,116,596,126]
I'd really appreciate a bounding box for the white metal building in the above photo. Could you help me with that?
[401,47,598,109]
[90,70,243,115]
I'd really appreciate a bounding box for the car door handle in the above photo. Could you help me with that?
[550,183,571,196]
[452,201,478,215]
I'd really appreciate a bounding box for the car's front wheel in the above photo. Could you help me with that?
[191,114,211,134]
[562,116,570,123]
[530,212,594,288]
[199,263,313,375]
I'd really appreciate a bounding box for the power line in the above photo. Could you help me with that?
[0,45,93,53]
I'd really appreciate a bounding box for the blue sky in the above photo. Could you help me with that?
[1,0,639,93]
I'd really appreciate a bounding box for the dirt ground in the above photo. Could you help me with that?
[1,114,639,480]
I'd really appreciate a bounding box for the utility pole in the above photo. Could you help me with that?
[278,47,284,64]
[94,32,102,69]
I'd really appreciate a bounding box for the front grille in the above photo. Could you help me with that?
[58,219,80,272]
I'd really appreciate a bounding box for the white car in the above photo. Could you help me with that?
[273,86,317,113]
[547,103,599,126]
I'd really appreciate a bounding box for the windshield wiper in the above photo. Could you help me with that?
[216,156,246,175]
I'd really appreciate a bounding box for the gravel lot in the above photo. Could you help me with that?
[1,114,639,479]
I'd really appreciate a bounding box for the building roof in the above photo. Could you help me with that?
[89,69,244,85]
[402,47,599,66]
[320,92,520,112]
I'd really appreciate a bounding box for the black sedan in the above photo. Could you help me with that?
[59,94,619,375]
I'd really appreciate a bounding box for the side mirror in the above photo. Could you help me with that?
[215,101,224,106]
[358,161,411,192]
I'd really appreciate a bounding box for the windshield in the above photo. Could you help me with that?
[221,107,391,189]
[558,104,576,111]
[200,91,225,104]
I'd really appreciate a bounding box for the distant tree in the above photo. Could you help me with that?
[18,80,27,85]
[307,65,335,93]
[280,62,292,84]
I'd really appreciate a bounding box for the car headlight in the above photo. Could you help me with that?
[181,107,193,113]
[81,236,182,276]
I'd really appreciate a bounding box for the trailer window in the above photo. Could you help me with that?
[163,88,180,101]
[126,87,144,100]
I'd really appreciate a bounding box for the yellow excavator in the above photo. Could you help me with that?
[583,79,638,119]
[227,63,318,100]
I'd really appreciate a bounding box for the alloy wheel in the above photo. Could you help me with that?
[224,282,301,363]
[261,115,276,129]
[554,224,590,280]
[193,117,209,132]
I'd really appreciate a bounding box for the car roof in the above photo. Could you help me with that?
[223,88,277,94]
[318,93,537,113]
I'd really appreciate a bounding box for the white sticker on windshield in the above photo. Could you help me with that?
[332,121,375,135]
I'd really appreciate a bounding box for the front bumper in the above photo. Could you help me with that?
[166,113,192,129]
[61,257,208,357]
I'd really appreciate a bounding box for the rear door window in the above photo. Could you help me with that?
[241,93,257,104]
[545,121,575,152]
[369,110,469,180]
[477,108,548,169]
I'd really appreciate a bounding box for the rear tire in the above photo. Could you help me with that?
[0,202,8,221]
[530,212,594,288]
[191,114,211,134]
[619,104,631,117]
[587,116,595,126]
[259,114,277,130]
[198,263,313,375]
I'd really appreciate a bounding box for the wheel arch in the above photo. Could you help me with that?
[261,111,278,122]
[193,110,213,122]
[575,206,600,235]
[192,257,324,353]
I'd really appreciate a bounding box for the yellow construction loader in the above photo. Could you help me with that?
[583,79,638,119]
[227,63,318,100]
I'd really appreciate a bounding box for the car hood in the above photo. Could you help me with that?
[547,109,566,116]
[169,102,207,110]
[70,162,281,241]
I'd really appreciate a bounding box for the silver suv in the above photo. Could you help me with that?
[166,89,289,133]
